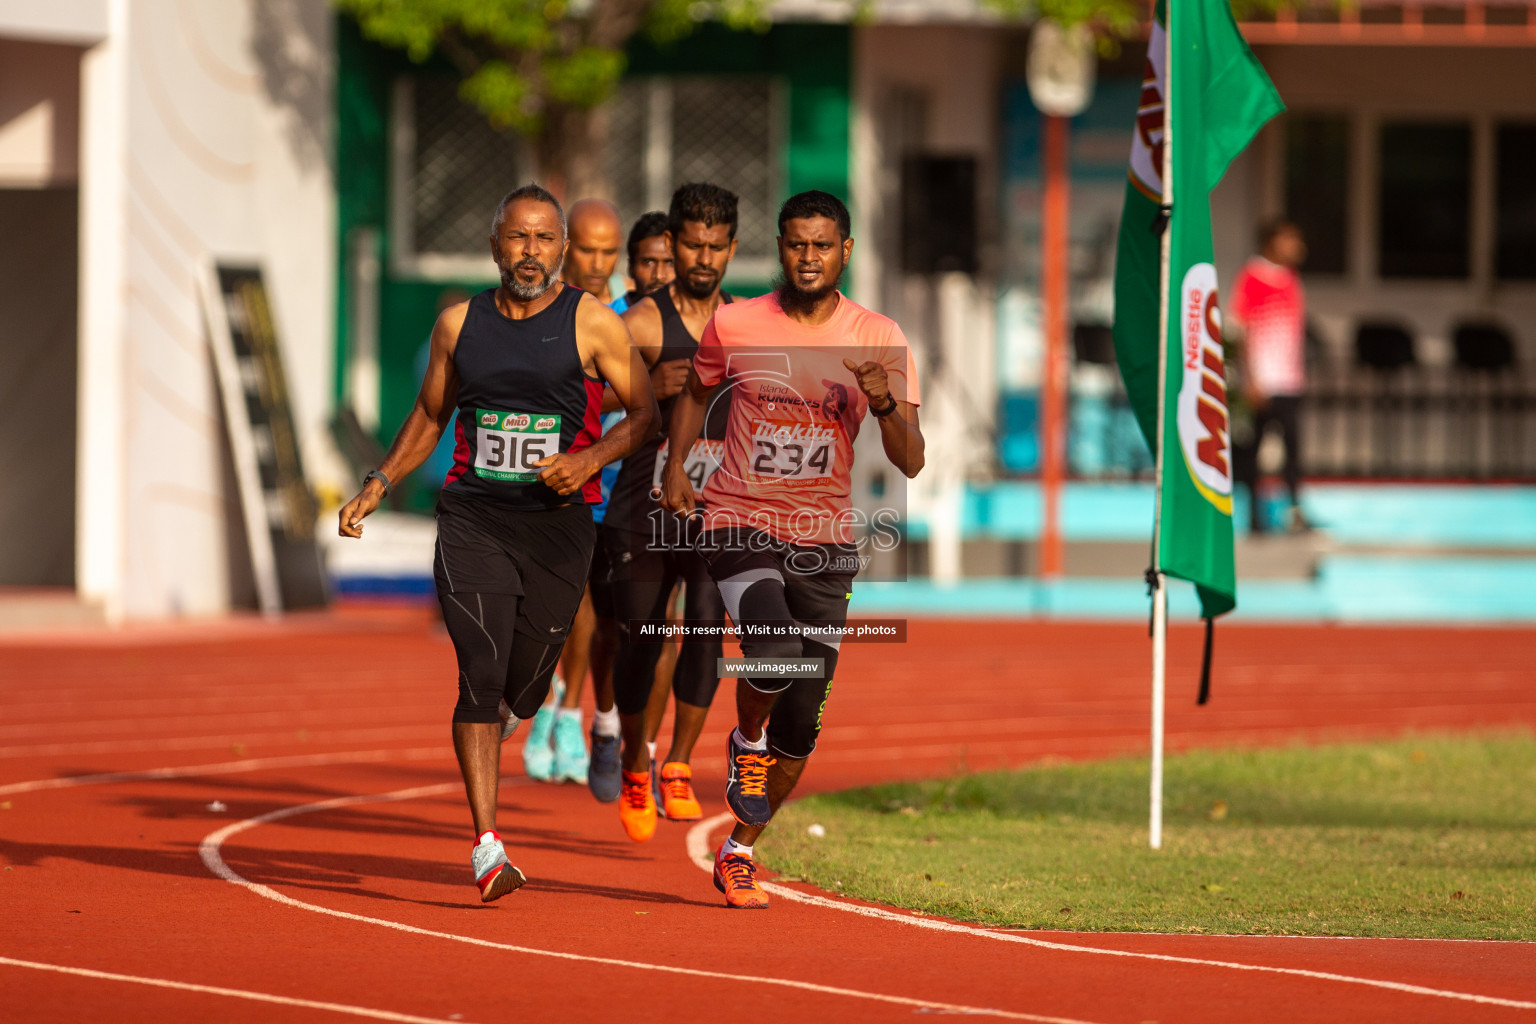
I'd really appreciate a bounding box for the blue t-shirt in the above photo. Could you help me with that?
[592,293,630,523]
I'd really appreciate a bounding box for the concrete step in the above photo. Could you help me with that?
[0,588,106,633]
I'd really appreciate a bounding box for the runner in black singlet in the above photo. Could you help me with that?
[516,197,628,790]
[337,184,657,903]
[606,183,740,842]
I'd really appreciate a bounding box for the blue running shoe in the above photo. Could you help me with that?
[587,729,621,802]
[651,758,665,820]
[521,674,562,781]
[724,728,775,827]
[552,713,589,783]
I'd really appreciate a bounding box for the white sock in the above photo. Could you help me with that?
[733,727,768,752]
[592,706,620,737]
[555,706,582,727]
[476,829,499,846]
[647,740,657,761]
[723,837,753,859]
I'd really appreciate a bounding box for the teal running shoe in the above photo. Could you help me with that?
[521,674,562,781]
[552,713,590,783]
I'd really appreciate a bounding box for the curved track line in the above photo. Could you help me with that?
[0,956,471,1023]
[0,747,453,796]
[685,813,1536,1012]
[199,784,1099,1024]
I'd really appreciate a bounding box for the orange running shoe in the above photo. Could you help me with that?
[659,762,703,821]
[618,769,657,842]
[713,844,769,909]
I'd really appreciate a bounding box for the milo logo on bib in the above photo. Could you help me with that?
[474,408,561,482]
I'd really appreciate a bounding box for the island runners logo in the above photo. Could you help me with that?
[1175,262,1233,515]
[534,417,557,431]
[1128,18,1166,201]
[501,413,530,430]
[480,412,499,427]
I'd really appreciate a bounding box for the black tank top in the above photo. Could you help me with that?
[605,288,733,533]
[443,286,602,510]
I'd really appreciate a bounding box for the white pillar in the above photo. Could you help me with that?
[74,0,128,623]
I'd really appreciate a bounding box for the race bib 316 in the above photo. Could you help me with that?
[474,409,561,482]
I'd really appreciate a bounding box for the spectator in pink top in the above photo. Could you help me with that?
[1230,218,1310,535]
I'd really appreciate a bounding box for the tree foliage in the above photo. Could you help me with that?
[334,0,766,139]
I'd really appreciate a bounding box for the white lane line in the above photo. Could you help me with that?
[199,784,1097,1024]
[0,955,473,1023]
[0,746,452,796]
[685,813,1536,1012]
[0,726,441,760]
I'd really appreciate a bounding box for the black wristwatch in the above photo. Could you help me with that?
[871,395,899,418]
[364,469,392,496]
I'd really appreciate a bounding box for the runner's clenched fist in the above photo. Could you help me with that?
[842,357,892,409]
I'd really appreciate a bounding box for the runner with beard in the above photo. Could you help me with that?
[520,198,628,787]
[660,190,925,908]
[606,183,740,841]
[337,184,657,901]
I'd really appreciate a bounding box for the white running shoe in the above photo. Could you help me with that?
[498,700,519,743]
[471,831,526,903]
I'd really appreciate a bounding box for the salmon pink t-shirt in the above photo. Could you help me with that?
[691,292,920,546]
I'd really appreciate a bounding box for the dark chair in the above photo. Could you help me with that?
[1449,320,1520,477]
[1349,321,1418,476]
[1451,321,1516,374]
[1354,321,1416,371]
[1072,323,1117,366]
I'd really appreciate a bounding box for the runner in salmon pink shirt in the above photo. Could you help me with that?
[659,190,926,909]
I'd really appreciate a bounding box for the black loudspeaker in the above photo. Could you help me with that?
[900,156,978,275]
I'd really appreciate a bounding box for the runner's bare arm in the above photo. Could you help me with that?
[842,357,924,479]
[659,366,716,515]
[534,296,659,496]
[623,295,691,400]
[337,302,467,537]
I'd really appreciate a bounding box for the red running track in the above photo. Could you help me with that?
[1,608,1534,1023]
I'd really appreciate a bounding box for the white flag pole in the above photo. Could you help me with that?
[1150,3,1174,851]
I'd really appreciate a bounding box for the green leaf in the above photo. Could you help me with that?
[459,62,537,132]
[545,47,628,107]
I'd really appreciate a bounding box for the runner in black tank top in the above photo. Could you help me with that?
[604,285,733,532]
[606,182,742,843]
[443,285,604,509]
[336,185,658,903]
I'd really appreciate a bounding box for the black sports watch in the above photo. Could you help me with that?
[363,469,392,496]
[870,394,899,418]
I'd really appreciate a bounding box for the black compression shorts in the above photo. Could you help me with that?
[700,528,856,759]
[433,492,595,722]
[606,524,724,715]
[587,526,616,620]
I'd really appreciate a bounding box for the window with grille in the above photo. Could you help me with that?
[1495,121,1536,281]
[390,74,780,282]
[603,76,782,282]
[1283,114,1349,275]
[391,76,534,279]
[1376,121,1471,279]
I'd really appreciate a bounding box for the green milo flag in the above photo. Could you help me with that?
[1111,0,1284,619]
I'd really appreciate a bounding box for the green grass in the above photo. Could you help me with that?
[760,733,1536,938]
